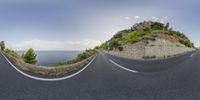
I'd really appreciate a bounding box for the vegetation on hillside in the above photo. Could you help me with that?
[5,48,22,59]
[67,49,96,64]
[51,49,97,66]
[100,21,194,51]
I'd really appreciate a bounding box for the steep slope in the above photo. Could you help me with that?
[100,21,195,59]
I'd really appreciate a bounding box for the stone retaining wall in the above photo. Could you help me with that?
[145,39,194,58]
[107,38,195,59]
[107,42,145,59]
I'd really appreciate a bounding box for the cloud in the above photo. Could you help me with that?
[124,16,130,20]
[152,16,159,21]
[163,16,168,19]
[124,16,140,20]
[9,39,102,51]
[151,16,167,23]
[134,16,140,19]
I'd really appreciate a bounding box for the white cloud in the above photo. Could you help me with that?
[134,16,140,19]
[151,16,167,23]
[124,16,130,20]
[9,39,102,51]
[152,16,159,21]
[164,16,168,19]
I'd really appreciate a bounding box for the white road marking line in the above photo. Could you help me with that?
[109,59,137,73]
[1,52,96,81]
[190,52,195,57]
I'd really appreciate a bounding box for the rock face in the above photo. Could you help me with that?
[145,38,194,58]
[107,38,194,59]
[107,42,145,59]
[131,21,153,31]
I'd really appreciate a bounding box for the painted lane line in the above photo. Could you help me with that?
[109,59,137,73]
[1,52,96,81]
[190,52,195,57]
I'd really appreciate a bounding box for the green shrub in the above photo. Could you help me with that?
[150,22,164,30]
[67,49,96,64]
[22,48,37,64]
[143,27,151,33]
[0,41,5,51]
[179,39,194,48]
[143,56,156,59]
[113,33,122,39]
[124,32,139,44]
[118,46,123,51]
[5,48,22,59]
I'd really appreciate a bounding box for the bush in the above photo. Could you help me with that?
[179,39,194,48]
[143,56,156,59]
[67,49,96,64]
[0,41,5,51]
[118,46,123,51]
[143,27,151,33]
[113,33,122,39]
[124,32,139,44]
[5,48,21,59]
[150,22,164,30]
[110,39,122,49]
[22,48,37,64]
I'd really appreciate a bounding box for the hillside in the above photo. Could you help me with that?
[100,21,195,59]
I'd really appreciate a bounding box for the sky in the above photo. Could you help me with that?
[0,0,199,51]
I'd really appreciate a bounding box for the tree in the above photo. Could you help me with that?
[23,48,37,64]
[150,22,164,30]
[0,41,5,51]
[164,22,169,30]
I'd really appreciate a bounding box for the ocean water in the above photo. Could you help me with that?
[17,51,82,66]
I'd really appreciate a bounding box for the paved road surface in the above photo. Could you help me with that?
[0,51,200,100]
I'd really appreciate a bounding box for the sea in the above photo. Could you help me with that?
[17,51,82,66]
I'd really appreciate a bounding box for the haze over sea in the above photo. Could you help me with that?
[17,51,82,66]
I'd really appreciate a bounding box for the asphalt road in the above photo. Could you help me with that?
[0,51,200,100]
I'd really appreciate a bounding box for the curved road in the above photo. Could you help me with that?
[0,51,200,100]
